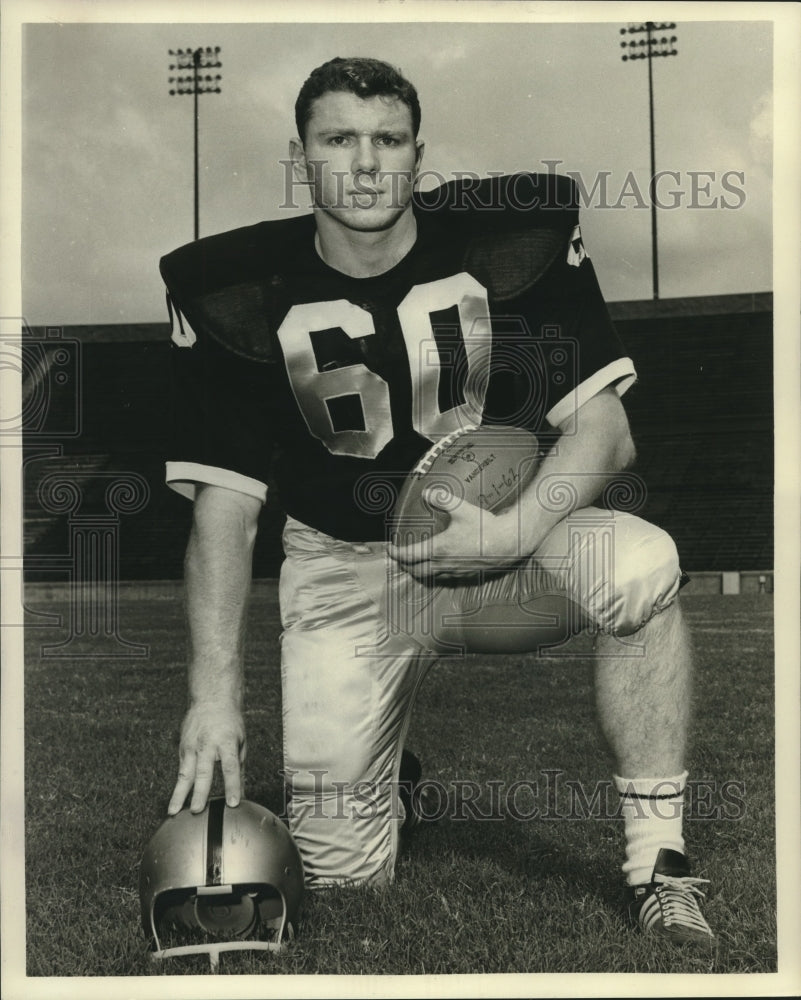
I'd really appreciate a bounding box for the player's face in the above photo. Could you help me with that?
[293,90,424,232]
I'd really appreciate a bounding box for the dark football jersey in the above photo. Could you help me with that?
[162,173,635,540]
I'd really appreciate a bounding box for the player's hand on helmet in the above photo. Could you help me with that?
[167,701,246,816]
[389,490,526,581]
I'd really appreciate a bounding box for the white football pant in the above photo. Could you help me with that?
[279,509,682,887]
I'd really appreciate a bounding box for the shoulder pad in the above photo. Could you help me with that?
[413,172,578,228]
[160,215,315,362]
[414,173,579,300]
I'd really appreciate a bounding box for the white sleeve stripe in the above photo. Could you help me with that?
[165,461,268,503]
[545,358,637,428]
[167,294,198,347]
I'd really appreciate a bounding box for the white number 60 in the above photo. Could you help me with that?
[276,272,491,458]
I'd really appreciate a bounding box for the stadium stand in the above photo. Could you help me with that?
[611,294,772,574]
[21,292,772,582]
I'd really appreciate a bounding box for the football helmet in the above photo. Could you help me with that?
[139,797,304,968]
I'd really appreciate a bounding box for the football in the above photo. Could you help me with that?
[393,425,541,543]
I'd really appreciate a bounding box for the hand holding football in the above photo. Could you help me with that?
[389,426,542,580]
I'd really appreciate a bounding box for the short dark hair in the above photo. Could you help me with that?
[295,57,421,142]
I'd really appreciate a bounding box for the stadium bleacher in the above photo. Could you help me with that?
[611,294,772,573]
[21,292,772,581]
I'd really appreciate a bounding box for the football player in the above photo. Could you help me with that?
[160,56,714,945]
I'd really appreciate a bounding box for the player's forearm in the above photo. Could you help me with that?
[184,489,260,707]
[516,388,635,553]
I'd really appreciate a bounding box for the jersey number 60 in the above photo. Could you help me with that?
[277,272,492,458]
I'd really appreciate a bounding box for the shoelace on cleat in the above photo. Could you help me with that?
[652,874,712,934]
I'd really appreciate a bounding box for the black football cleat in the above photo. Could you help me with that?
[398,749,434,832]
[628,848,714,944]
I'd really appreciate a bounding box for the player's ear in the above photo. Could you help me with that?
[289,137,310,184]
[411,139,425,187]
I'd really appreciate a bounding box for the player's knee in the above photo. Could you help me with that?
[594,519,682,636]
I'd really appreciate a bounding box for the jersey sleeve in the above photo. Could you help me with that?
[164,289,274,503]
[529,223,636,429]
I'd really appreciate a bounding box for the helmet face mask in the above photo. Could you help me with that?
[139,798,304,968]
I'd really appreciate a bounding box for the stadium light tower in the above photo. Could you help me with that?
[168,46,222,241]
[620,23,678,300]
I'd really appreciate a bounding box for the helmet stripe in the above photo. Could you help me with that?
[206,798,226,885]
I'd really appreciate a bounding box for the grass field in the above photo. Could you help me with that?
[20,587,775,979]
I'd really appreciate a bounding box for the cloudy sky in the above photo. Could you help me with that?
[12,5,779,325]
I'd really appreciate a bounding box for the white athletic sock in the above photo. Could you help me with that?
[613,771,688,886]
